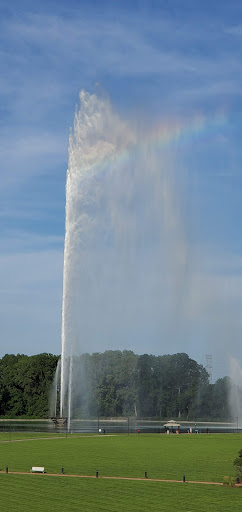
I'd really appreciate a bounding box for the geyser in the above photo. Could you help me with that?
[230,357,242,428]
[59,91,188,423]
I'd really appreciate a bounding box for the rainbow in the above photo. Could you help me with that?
[75,109,228,178]
[149,110,227,149]
[115,110,227,165]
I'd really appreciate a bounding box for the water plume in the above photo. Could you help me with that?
[60,90,188,421]
[230,357,242,427]
[49,358,61,417]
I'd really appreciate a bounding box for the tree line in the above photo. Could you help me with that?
[73,351,231,420]
[0,350,230,420]
[0,351,231,420]
[0,353,58,418]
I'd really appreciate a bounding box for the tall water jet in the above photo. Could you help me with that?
[60,90,188,422]
[60,91,135,419]
[230,357,242,427]
[49,358,61,417]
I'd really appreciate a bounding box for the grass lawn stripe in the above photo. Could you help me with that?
[0,474,241,512]
[0,469,226,485]
[1,433,241,482]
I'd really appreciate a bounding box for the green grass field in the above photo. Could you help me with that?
[0,431,67,441]
[1,474,241,512]
[0,433,241,511]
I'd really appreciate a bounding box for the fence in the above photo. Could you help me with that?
[0,418,240,435]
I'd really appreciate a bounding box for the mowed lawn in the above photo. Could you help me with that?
[0,431,67,441]
[0,473,242,512]
[0,434,242,511]
[0,433,241,482]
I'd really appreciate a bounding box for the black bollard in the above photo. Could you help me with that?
[6,466,8,474]
[145,471,148,479]
[236,477,240,484]
[183,474,185,483]
[96,470,98,478]
[62,466,64,474]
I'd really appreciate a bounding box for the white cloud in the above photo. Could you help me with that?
[0,248,63,356]
[225,25,242,36]
[0,231,63,254]
[1,10,242,101]
[0,131,67,193]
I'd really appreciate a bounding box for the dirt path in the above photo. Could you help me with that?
[0,470,226,486]
[0,434,117,443]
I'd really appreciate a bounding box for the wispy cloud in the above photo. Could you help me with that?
[0,247,63,356]
[0,231,63,254]
[225,24,242,36]
[1,9,242,107]
[0,132,67,189]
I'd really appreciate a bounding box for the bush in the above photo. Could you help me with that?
[223,475,236,487]
[233,449,242,480]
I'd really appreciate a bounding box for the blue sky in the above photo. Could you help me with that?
[1,0,242,380]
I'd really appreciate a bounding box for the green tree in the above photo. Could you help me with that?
[0,353,58,418]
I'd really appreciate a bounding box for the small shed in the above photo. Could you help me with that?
[163,419,180,433]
